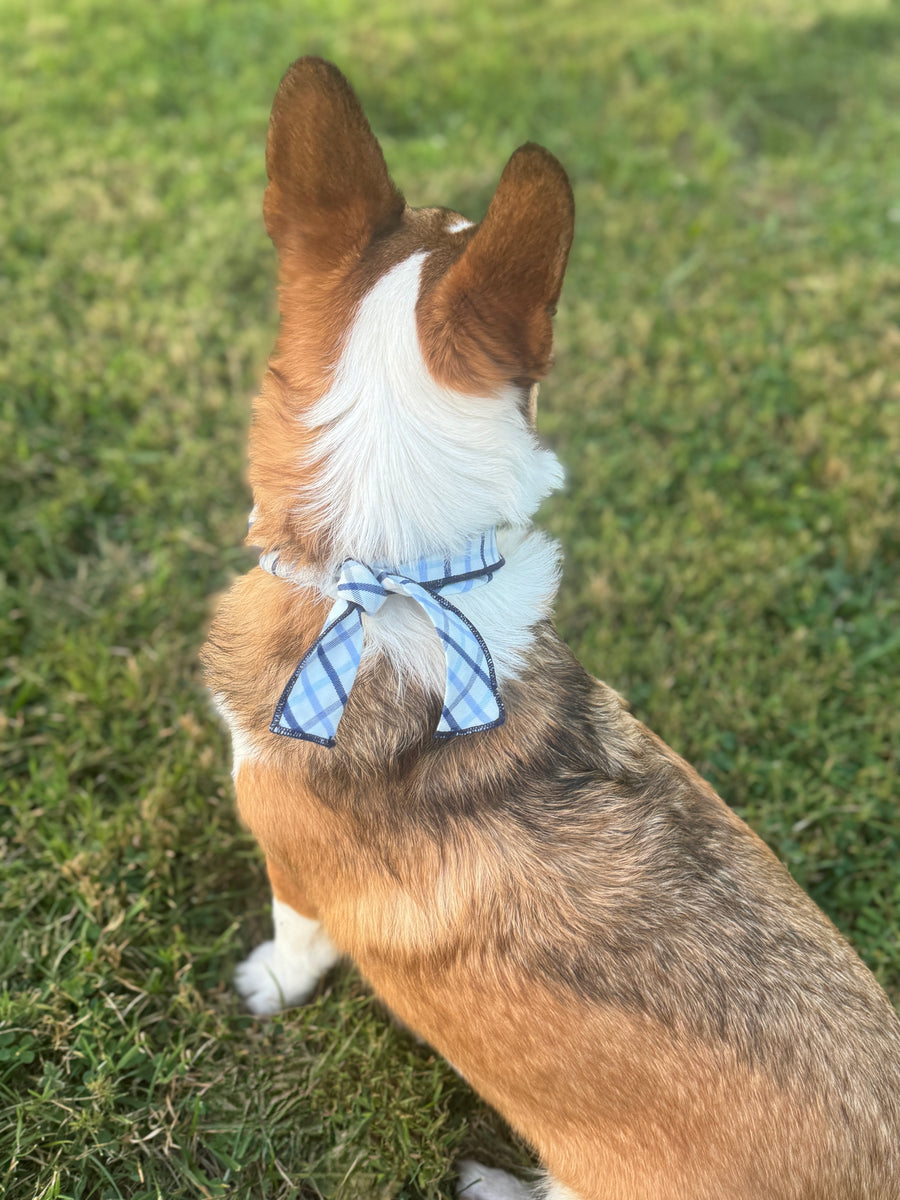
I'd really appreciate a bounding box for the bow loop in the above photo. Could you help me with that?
[334,560,394,616]
[265,531,505,746]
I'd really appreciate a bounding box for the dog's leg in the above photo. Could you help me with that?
[456,1163,586,1200]
[456,1160,535,1200]
[541,1181,584,1200]
[233,858,339,1015]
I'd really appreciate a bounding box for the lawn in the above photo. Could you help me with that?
[2,0,899,1196]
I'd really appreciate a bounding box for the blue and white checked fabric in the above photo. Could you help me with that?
[264,531,506,746]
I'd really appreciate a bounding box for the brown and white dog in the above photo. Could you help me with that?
[203,57,900,1200]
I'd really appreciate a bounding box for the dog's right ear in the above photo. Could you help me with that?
[264,57,405,272]
[418,143,574,392]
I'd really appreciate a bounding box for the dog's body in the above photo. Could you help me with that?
[203,58,900,1200]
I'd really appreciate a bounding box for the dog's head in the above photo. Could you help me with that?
[250,57,574,566]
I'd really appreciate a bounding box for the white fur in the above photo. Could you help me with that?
[457,1161,534,1200]
[294,251,563,697]
[446,215,474,233]
[234,898,339,1016]
[456,1160,584,1200]
[302,252,563,564]
[542,1183,583,1200]
[211,694,261,775]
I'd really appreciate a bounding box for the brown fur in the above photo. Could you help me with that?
[203,57,900,1198]
[418,144,574,392]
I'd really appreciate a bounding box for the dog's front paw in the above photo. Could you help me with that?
[457,1160,534,1200]
[234,936,336,1016]
[234,901,340,1016]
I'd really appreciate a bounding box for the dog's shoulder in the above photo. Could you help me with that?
[202,566,329,745]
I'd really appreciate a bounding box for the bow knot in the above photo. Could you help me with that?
[265,531,506,746]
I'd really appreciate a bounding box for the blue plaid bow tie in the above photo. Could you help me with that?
[263,531,506,746]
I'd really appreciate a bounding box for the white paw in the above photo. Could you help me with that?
[233,938,330,1015]
[457,1160,534,1200]
[234,904,339,1015]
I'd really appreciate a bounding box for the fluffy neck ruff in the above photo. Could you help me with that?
[300,251,563,568]
[262,249,564,698]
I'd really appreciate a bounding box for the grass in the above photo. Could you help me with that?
[2,0,899,1195]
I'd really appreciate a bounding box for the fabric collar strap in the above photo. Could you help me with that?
[262,530,506,746]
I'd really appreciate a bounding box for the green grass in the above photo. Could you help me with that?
[2,0,899,1195]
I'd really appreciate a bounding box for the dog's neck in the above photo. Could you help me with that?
[295,252,564,566]
[256,519,561,700]
[257,526,503,594]
[251,250,565,696]
[262,528,509,744]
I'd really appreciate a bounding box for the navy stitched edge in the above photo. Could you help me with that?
[266,536,507,744]
[269,601,358,741]
[431,593,506,734]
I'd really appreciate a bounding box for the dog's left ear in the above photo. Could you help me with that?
[419,143,574,391]
[264,57,405,273]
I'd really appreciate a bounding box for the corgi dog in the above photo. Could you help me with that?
[202,57,900,1200]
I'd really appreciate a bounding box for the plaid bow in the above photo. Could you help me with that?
[264,531,506,746]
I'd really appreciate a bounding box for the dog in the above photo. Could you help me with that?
[202,56,900,1200]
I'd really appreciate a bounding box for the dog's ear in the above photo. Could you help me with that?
[419,143,574,391]
[264,57,405,271]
